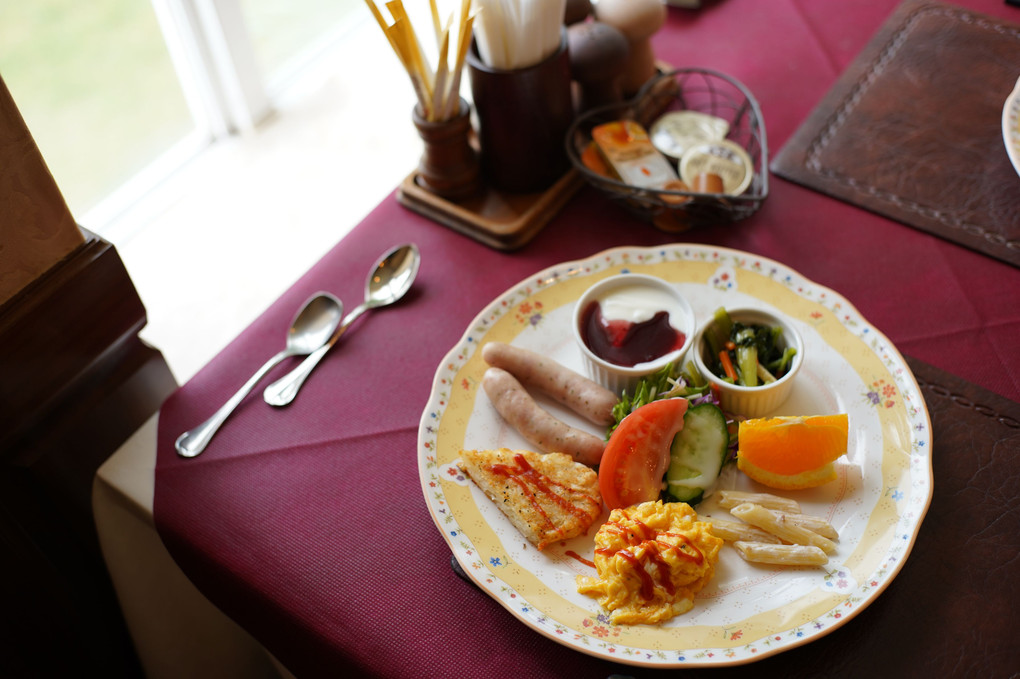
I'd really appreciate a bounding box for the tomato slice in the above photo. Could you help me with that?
[598,398,689,510]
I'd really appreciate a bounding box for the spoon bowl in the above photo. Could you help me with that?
[285,294,349,353]
[364,243,420,311]
[263,243,421,406]
[175,292,343,458]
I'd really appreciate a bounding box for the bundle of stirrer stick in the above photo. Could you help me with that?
[365,0,476,122]
[472,0,566,70]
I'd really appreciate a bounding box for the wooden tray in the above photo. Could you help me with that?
[397,166,583,251]
[397,61,684,251]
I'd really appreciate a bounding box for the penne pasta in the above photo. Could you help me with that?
[781,512,839,540]
[729,503,837,554]
[707,517,782,544]
[717,490,801,514]
[733,541,829,566]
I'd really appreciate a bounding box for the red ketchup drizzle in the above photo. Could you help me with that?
[489,454,600,540]
[616,550,656,600]
[566,550,596,568]
[597,519,705,601]
[580,301,685,367]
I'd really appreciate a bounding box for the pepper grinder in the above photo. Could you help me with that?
[567,21,629,112]
[594,0,666,97]
[564,0,592,24]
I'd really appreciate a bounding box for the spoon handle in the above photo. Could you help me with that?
[263,304,369,407]
[262,343,328,407]
[176,349,291,457]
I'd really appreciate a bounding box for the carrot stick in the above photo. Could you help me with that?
[719,350,738,382]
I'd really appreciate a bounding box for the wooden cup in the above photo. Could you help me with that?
[413,98,481,199]
[467,31,574,194]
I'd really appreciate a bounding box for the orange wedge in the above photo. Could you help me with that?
[736,414,848,490]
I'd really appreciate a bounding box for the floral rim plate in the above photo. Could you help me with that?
[417,244,933,668]
[1005,76,1020,178]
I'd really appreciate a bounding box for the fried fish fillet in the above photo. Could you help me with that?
[458,448,602,550]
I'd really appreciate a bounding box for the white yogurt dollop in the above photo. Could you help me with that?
[598,284,684,328]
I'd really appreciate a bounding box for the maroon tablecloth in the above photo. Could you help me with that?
[154,1,1020,677]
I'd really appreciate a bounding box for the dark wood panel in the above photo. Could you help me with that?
[0,232,178,676]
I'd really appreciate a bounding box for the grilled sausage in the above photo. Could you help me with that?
[482,367,605,466]
[481,342,616,426]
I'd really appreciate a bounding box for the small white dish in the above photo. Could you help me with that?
[1003,76,1020,178]
[692,306,803,417]
[572,273,695,395]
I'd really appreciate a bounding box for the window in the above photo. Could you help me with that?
[0,0,362,232]
[240,0,362,90]
[0,1,196,219]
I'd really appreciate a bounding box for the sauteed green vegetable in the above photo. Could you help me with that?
[704,307,797,387]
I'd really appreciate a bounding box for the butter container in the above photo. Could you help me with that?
[679,139,753,196]
[649,110,729,160]
[591,120,683,191]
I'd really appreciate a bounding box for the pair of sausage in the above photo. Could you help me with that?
[481,342,618,466]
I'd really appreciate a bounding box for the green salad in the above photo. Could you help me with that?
[605,361,737,506]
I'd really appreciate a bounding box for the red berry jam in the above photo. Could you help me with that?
[581,301,686,367]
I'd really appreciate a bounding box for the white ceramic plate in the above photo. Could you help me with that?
[418,244,933,668]
[1004,76,1020,178]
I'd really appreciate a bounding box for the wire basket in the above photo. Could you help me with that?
[565,68,768,231]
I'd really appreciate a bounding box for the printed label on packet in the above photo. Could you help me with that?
[591,120,683,191]
[679,140,753,196]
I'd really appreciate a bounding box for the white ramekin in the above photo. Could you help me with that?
[572,273,695,396]
[692,306,803,417]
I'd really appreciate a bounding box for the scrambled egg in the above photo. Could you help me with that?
[576,500,722,625]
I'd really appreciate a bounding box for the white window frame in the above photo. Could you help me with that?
[153,0,272,137]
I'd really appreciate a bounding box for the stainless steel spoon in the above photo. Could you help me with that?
[263,243,421,407]
[175,292,344,458]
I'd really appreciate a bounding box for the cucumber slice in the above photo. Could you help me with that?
[665,403,729,505]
